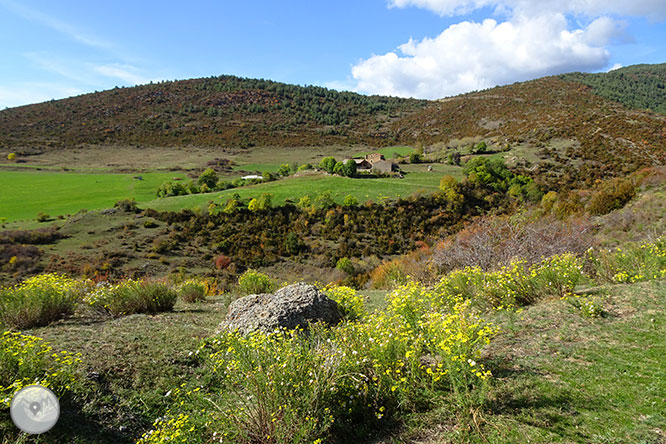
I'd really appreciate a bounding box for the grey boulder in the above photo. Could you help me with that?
[217,283,342,335]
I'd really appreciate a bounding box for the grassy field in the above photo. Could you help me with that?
[144,168,462,213]
[5,277,663,443]
[0,171,179,222]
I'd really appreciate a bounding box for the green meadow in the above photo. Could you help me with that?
[0,171,178,222]
[145,167,463,213]
[0,159,463,223]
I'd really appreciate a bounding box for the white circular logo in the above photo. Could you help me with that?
[10,385,60,434]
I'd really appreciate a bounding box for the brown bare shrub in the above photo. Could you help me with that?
[429,212,596,273]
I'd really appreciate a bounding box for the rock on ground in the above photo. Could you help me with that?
[217,283,342,335]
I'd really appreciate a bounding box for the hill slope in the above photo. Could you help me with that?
[1,67,665,189]
[0,76,426,149]
[561,63,666,114]
[392,76,666,187]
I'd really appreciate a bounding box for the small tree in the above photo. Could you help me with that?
[298,195,312,209]
[336,257,354,275]
[343,194,358,207]
[342,159,357,177]
[315,191,335,209]
[277,164,291,177]
[7,153,16,161]
[409,152,423,163]
[472,142,487,154]
[257,193,273,210]
[439,175,464,209]
[319,156,337,173]
[333,161,345,175]
[198,168,218,188]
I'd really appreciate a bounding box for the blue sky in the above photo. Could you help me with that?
[1,0,665,108]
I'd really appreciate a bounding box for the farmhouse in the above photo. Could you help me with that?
[371,159,398,174]
[365,152,385,163]
[343,158,372,171]
[241,174,264,180]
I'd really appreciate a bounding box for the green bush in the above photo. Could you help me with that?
[319,156,336,173]
[409,152,423,163]
[1,331,81,408]
[343,194,358,207]
[336,257,354,275]
[178,280,207,303]
[589,239,666,283]
[84,280,177,317]
[435,253,584,309]
[237,270,276,295]
[36,212,50,222]
[198,168,218,188]
[0,274,86,329]
[324,285,366,320]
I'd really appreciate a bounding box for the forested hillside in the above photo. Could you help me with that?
[561,63,666,114]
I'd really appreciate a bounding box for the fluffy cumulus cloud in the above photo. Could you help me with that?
[353,14,620,98]
[388,0,666,18]
[351,0,661,98]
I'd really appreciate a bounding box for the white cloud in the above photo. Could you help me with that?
[92,64,152,85]
[608,63,623,71]
[388,0,666,19]
[352,14,616,98]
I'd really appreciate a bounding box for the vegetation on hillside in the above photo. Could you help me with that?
[561,63,666,114]
[0,76,426,149]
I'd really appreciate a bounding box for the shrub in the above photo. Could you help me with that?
[333,161,344,175]
[297,195,312,209]
[587,177,636,215]
[0,332,81,408]
[277,163,292,177]
[342,194,358,207]
[178,280,207,303]
[589,238,666,283]
[342,159,357,177]
[214,255,232,270]
[237,270,276,295]
[335,257,354,274]
[84,280,177,317]
[0,274,86,329]
[409,152,423,163]
[6,153,16,161]
[434,253,584,309]
[114,198,140,213]
[369,260,409,289]
[143,219,158,228]
[315,191,335,209]
[198,168,218,188]
[324,285,366,320]
[194,280,495,442]
[136,413,194,444]
[319,156,337,173]
[36,212,50,222]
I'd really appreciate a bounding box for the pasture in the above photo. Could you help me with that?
[144,167,462,213]
[0,171,178,222]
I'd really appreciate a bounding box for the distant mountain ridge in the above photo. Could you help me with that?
[0,76,426,149]
[1,65,665,188]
